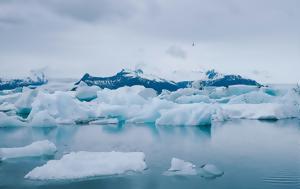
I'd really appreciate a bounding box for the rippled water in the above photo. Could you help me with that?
[0,120,299,189]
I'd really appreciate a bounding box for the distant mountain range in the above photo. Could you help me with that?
[0,69,260,92]
[0,71,47,91]
[75,69,261,93]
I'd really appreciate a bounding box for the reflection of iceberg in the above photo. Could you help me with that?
[25,151,147,180]
[0,140,56,160]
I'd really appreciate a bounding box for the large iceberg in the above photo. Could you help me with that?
[0,74,299,126]
[0,140,57,160]
[25,151,147,180]
[0,112,26,127]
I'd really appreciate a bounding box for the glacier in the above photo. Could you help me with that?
[0,140,57,160]
[0,84,299,127]
[0,69,299,127]
[25,151,147,180]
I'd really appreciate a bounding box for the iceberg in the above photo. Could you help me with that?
[25,151,147,180]
[222,103,300,120]
[0,76,298,127]
[0,140,57,160]
[164,158,197,176]
[14,88,38,116]
[199,164,224,178]
[27,91,95,124]
[156,103,219,126]
[30,110,57,127]
[75,82,98,101]
[0,112,26,127]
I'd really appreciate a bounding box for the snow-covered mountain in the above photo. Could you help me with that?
[74,69,179,93]
[75,69,261,93]
[0,71,48,91]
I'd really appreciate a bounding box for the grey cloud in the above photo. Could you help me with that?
[166,45,187,59]
[38,0,139,22]
[0,0,299,83]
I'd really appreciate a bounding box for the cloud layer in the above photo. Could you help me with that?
[0,0,299,83]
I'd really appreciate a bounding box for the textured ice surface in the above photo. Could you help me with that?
[0,84,299,126]
[25,151,147,180]
[30,110,57,127]
[164,158,197,176]
[75,82,98,101]
[0,112,25,127]
[14,88,38,115]
[0,140,56,160]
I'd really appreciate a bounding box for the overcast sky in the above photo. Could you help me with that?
[0,0,299,83]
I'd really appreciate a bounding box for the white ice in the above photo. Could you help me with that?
[0,84,299,126]
[0,140,57,160]
[0,112,25,127]
[75,82,98,101]
[164,158,197,176]
[25,151,147,180]
[89,118,119,125]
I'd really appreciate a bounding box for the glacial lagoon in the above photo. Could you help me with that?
[0,120,299,189]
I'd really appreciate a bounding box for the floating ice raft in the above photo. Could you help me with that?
[0,140,57,160]
[25,151,147,180]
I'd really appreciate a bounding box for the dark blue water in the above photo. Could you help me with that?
[0,120,299,189]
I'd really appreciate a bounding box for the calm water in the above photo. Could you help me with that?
[0,120,299,189]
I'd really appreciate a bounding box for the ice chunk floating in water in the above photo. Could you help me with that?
[25,151,147,180]
[164,158,197,176]
[0,140,57,160]
[199,164,224,179]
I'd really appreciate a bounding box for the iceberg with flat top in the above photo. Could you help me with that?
[0,140,57,160]
[25,151,147,180]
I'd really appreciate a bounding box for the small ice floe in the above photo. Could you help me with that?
[164,158,197,176]
[89,118,119,125]
[25,151,147,180]
[0,140,57,160]
[199,164,224,179]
